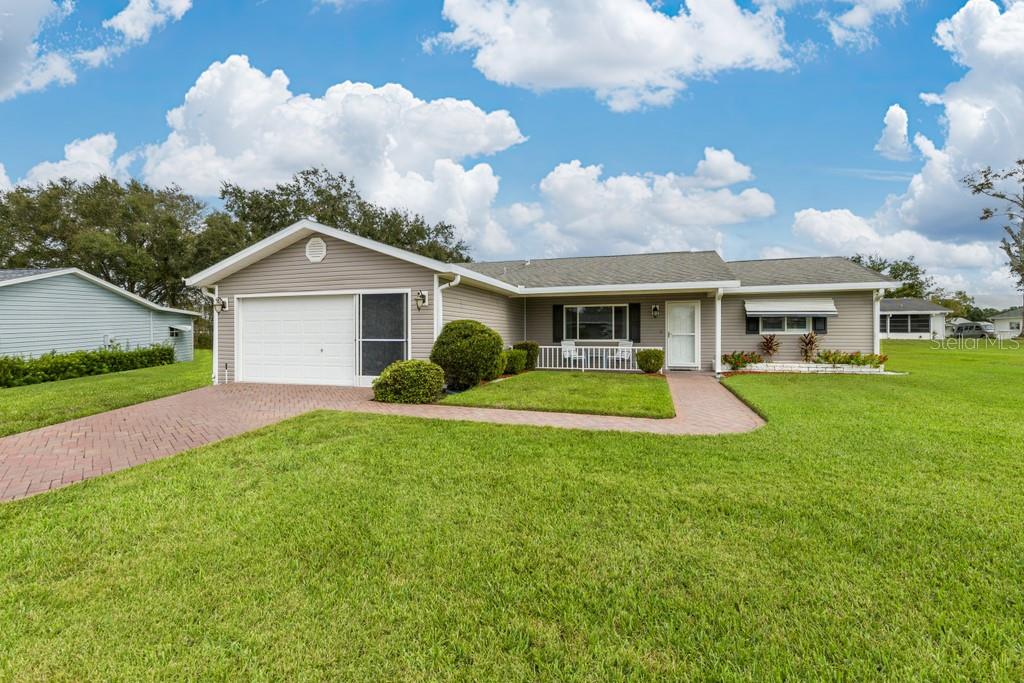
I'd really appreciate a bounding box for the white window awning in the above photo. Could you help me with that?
[169,324,193,332]
[744,298,838,317]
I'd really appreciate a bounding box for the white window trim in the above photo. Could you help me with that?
[358,291,412,384]
[759,316,811,335]
[563,304,630,342]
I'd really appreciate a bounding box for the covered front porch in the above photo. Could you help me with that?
[521,293,722,372]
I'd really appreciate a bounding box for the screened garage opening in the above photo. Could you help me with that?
[359,293,408,378]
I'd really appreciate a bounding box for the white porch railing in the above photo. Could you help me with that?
[536,345,663,372]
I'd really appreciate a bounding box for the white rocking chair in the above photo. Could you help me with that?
[560,340,584,368]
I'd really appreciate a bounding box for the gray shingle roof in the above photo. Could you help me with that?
[880,298,950,313]
[0,268,61,283]
[724,257,897,287]
[461,251,737,288]
[991,307,1024,320]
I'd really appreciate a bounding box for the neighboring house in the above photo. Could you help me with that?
[0,268,198,361]
[991,307,1024,339]
[879,298,950,340]
[186,220,897,385]
[945,316,971,336]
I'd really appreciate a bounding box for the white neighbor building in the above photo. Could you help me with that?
[991,307,1024,340]
[879,298,950,340]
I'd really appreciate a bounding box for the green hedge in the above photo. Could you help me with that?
[0,345,175,388]
[504,348,528,375]
[512,341,539,370]
[430,320,504,391]
[372,360,445,404]
[636,349,665,374]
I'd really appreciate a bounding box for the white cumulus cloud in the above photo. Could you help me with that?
[792,208,998,268]
[11,134,135,186]
[874,104,912,160]
[141,55,526,254]
[103,0,192,43]
[0,164,11,191]
[824,0,907,49]
[0,0,76,101]
[0,0,191,101]
[514,148,775,257]
[790,0,1024,307]
[428,0,790,112]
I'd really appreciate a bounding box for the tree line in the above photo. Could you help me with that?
[2,162,1022,323]
[0,168,470,310]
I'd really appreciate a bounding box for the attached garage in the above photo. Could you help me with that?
[236,291,410,386]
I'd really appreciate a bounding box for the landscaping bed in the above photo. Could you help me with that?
[440,370,676,418]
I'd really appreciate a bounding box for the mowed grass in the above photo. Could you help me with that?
[441,370,676,418]
[2,341,1024,679]
[0,350,211,437]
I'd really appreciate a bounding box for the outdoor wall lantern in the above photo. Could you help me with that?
[415,290,429,311]
[651,304,660,319]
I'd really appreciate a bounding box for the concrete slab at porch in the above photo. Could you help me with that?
[0,373,763,503]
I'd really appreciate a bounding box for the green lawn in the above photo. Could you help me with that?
[2,341,1023,679]
[0,350,211,437]
[440,370,676,418]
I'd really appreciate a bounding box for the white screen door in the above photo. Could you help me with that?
[666,302,699,368]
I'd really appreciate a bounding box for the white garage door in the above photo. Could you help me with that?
[239,295,355,385]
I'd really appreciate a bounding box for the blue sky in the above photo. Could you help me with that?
[1,0,1021,306]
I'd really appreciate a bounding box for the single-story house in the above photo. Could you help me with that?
[879,298,950,340]
[185,220,897,386]
[0,268,197,361]
[945,316,971,336]
[991,307,1023,339]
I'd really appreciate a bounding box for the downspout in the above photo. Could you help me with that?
[873,289,883,355]
[714,289,723,375]
[436,275,461,337]
[201,287,219,384]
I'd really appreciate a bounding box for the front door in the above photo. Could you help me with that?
[666,301,700,368]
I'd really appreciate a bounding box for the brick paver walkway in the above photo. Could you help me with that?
[0,373,762,502]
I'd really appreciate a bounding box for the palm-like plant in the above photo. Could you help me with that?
[799,332,819,362]
[759,334,781,362]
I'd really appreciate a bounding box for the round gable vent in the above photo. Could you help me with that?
[305,237,327,263]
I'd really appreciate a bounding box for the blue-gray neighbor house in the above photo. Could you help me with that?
[0,268,198,362]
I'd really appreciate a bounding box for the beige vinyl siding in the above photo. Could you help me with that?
[441,281,524,346]
[720,291,874,361]
[215,235,436,383]
[524,293,718,371]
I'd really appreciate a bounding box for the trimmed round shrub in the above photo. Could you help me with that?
[372,359,445,404]
[636,348,665,374]
[512,341,539,370]
[486,350,508,381]
[504,348,528,375]
[430,320,504,390]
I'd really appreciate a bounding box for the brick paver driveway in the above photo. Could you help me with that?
[0,373,762,502]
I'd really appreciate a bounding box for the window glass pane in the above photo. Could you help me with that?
[889,315,909,333]
[1011,322,1022,331]
[362,293,406,339]
[879,316,888,333]
[761,317,785,332]
[613,305,627,339]
[361,341,405,376]
[577,306,614,340]
[564,307,578,339]
[909,315,930,333]
[786,316,808,332]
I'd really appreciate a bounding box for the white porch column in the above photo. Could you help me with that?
[873,289,883,355]
[714,289,723,374]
